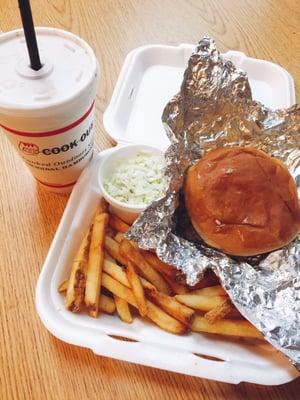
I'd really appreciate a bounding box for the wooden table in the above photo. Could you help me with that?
[1,1,299,398]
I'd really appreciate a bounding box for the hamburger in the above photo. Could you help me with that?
[184,146,300,256]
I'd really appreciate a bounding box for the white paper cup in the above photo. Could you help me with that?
[0,27,99,193]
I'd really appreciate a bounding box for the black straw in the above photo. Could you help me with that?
[18,0,42,71]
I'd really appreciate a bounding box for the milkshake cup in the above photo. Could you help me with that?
[0,27,99,193]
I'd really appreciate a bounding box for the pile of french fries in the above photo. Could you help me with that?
[59,198,262,339]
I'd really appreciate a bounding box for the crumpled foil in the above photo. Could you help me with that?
[126,37,300,370]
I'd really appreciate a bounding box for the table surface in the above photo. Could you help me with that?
[1,0,300,399]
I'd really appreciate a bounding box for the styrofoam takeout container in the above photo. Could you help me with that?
[36,44,299,384]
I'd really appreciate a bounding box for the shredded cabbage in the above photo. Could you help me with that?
[104,151,166,206]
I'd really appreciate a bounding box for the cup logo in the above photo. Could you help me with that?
[18,142,39,155]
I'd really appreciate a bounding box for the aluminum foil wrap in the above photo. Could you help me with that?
[126,37,300,370]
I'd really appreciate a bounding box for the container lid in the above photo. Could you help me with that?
[103,44,295,150]
[0,27,98,113]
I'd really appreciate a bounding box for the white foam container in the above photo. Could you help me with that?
[36,44,299,385]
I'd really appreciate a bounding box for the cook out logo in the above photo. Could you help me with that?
[17,122,93,157]
[18,142,39,155]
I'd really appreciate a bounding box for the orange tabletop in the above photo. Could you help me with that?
[1,1,299,399]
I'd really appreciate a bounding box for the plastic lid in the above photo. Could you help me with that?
[0,27,97,112]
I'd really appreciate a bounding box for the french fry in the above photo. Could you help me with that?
[104,259,161,294]
[143,259,219,293]
[103,259,187,313]
[114,295,133,323]
[102,272,187,334]
[142,251,179,280]
[99,294,116,314]
[59,280,116,314]
[194,285,226,297]
[105,252,115,262]
[60,280,115,314]
[141,251,192,288]
[163,276,189,295]
[126,260,148,317]
[109,214,130,233]
[106,237,171,295]
[102,272,137,306]
[119,239,171,294]
[58,279,68,293]
[146,301,188,334]
[63,204,263,343]
[114,232,124,243]
[107,238,178,294]
[104,259,129,286]
[175,293,227,311]
[85,212,109,317]
[65,229,91,312]
[176,285,226,299]
[105,236,127,265]
[103,259,161,293]
[144,286,194,326]
[191,316,262,339]
[204,298,239,323]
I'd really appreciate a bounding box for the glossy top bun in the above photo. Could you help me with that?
[185,146,300,256]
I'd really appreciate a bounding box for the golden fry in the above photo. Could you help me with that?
[109,214,130,233]
[103,259,129,287]
[103,259,188,317]
[114,295,133,323]
[146,301,188,335]
[105,236,127,265]
[65,229,91,312]
[204,298,240,323]
[191,316,262,339]
[114,232,124,243]
[119,239,171,294]
[140,260,219,294]
[99,294,116,314]
[142,251,179,280]
[144,286,194,326]
[139,250,190,292]
[176,285,227,297]
[126,260,148,317]
[163,276,189,295]
[103,260,157,293]
[63,205,262,342]
[85,213,109,317]
[175,293,227,311]
[60,281,115,314]
[193,285,227,297]
[102,272,137,306]
[103,259,159,294]
[102,272,187,334]
[105,252,115,262]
